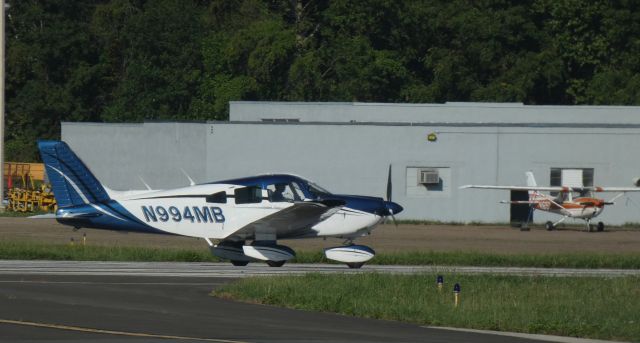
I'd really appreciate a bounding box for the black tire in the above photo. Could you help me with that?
[266,260,286,267]
[231,260,249,266]
[597,222,605,232]
[347,262,364,269]
[545,221,554,231]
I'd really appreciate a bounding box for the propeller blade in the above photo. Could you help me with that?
[386,164,392,201]
[383,208,398,227]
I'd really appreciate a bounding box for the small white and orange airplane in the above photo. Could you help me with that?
[461,172,640,231]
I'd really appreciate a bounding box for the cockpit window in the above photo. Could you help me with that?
[235,186,262,204]
[267,183,298,202]
[307,182,330,198]
[290,182,305,200]
[206,191,227,203]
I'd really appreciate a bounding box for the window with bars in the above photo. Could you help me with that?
[550,168,594,197]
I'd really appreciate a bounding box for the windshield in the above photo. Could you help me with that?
[267,183,301,202]
[307,181,331,198]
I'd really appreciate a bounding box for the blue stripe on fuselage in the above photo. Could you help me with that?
[56,200,172,235]
[328,195,386,215]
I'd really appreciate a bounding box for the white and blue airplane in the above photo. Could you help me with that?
[38,140,403,268]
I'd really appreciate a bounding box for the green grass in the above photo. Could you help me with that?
[0,210,51,217]
[1,241,640,269]
[0,241,220,262]
[214,273,640,341]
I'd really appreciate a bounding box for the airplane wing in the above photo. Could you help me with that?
[460,185,568,192]
[500,200,552,204]
[587,187,640,192]
[461,185,640,192]
[231,200,345,240]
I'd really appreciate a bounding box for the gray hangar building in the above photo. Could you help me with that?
[61,101,640,226]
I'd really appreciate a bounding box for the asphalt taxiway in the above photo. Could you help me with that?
[1,260,638,278]
[0,261,626,343]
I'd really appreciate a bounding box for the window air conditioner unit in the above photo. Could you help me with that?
[418,169,439,185]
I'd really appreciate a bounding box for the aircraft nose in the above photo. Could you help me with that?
[385,201,403,215]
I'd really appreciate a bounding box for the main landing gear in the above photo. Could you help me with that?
[211,239,377,268]
[585,220,605,232]
[545,221,555,231]
[545,215,567,231]
[545,219,605,232]
[266,260,286,267]
[346,262,365,269]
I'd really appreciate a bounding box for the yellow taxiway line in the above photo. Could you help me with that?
[0,318,250,343]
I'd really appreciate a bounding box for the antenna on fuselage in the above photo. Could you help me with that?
[138,176,152,190]
[180,168,196,186]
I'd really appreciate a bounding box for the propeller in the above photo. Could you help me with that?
[387,164,392,202]
[385,164,398,227]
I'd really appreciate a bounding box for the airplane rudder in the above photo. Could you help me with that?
[526,171,537,187]
[37,140,110,207]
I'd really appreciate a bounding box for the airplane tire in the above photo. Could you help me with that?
[231,260,249,266]
[597,222,605,232]
[545,221,554,231]
[347,262,364,269]
[266,260,286,267]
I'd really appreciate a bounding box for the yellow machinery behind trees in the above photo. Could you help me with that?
[4,162,56,212]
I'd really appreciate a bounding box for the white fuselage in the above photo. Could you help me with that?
[111,184,382,240]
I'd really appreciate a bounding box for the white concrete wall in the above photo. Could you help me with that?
[62,122,207,190]
[230,101,640,125]
[61,102,640,225]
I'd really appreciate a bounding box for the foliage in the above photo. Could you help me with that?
[6,1,640,161]
[216,273,640,341]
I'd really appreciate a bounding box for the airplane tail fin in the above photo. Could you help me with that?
[37,140,110,208]
[525,171,538,199]
[526,171,537,187]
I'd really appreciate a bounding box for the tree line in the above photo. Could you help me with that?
[6,0,640,161]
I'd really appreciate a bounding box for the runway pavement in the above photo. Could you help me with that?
[0,261,629,342]
[0,260,638,278]
[2,271,582,343]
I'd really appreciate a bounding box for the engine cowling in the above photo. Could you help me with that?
[324,245,375,263]
[243,245,295,262]
[633,177,640,187]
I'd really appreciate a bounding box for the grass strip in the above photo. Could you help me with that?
[0,241,219,262]
[0,211,51,218]
[1,241,640,268]
[214,273,640,342]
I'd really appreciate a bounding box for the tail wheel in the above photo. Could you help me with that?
[346,262,364,269]
[597,222,605,232]
[231,260,249,267]
[266,260,286,267]
[545,221,554,231]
